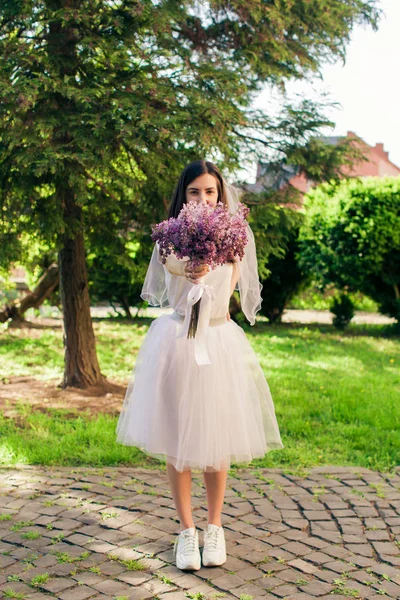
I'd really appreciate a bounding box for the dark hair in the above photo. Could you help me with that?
[168,160,229,219]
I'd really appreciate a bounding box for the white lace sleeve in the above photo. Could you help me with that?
[140,242,170,307]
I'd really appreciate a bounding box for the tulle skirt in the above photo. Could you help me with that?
[115,312,284,472]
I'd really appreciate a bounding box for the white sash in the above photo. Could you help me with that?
[176,282,216,366]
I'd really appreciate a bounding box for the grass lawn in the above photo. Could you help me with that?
[0,316,399,475]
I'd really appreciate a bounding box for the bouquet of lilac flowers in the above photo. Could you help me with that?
[151,199,249,338]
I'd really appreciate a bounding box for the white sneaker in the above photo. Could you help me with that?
[173,526,201,570]
[202,523,227,567]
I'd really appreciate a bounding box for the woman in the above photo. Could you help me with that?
[116,159,284,571]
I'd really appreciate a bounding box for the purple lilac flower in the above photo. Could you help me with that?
[151,200,249,269]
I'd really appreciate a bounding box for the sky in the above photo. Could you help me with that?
[242,0,400,183]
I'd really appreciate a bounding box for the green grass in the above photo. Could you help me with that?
[288,283,379,312]
[0,317,146,383]
[1,316,399,473]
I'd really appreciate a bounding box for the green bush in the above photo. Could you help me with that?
[330,293,355,329]
[298,176,400,323]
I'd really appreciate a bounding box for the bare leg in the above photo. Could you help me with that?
[203,468,228,526]
[166,462,195,532]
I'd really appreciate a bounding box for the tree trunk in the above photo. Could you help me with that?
[1,264,59,326]
[119,296,133,319]
[58,187,110,391]
[46,3,118,393]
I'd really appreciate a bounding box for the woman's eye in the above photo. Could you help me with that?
[188,190,216,200]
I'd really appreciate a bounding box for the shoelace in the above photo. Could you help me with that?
[204,527,221,550]
[173,529,197,556]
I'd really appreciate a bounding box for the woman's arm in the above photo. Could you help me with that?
[163,251,208,283]
[164,253,188,276]
[156,242,189,276]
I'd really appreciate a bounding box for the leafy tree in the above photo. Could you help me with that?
[258,233,308,324]
[0,0,380,389]
[228,191,308,324]
[298,176,400,324]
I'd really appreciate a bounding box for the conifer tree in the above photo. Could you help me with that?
[0,0,379,389]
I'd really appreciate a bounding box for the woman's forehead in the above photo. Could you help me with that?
[187,174,218,190]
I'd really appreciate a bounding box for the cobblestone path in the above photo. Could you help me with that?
[1,465,399,600]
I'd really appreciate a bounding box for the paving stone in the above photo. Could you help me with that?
[234,565,262,580]
[158,592,194,600]
[264,548,296,562]
[320,545,354,560]
[280,530,309,542]
[371,580,400,596]
[187,581,222,596]
[299,580,334,596]
[273,568,309,584]
[372,541,400,556]
[283,594,316,600]
[281,541,314,556]
[381,554,400,567]
[255,575,291,590]
[364,530,391,541]
[341,525,365,536]
[169,572,202,589]
[71,572,107,586]
[285,518,309,530]
[322,560,359,573]
[40,577,77,593]
[342,534,368,543]
[270,583,299,597]
[141,575,178,594]
[230,582,267,597]
[287,558,319,574]
[301,537,331,550]
[91,578,133,595]
[302,551,333,565]
[58,585,99,599]
[365,518,387,529]
[0,581,34,595]
[0,555,17,568]
[347,554,377,568]
[311,569,340,584]
[210,573,246,590]
[116,570,153,586]
[345,542,375,556]
[258,559,290,574]
[350,569,380,585]
[369,597,398,600]
[266,533,293,546]
[347,579,385,598]
[24,593,55,600]
[3,465,400,599]
[223,555,250,571]
[95,561,127,576]
[303,511,332,521]
[367,562,400,583]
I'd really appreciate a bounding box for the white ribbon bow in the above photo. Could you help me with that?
[176,280,216,366]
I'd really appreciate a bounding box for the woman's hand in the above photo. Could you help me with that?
[184,259,210,283]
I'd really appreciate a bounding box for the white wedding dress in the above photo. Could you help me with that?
[115,252,284,472]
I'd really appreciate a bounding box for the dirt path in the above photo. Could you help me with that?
[0,374,125,422]
[100,306,396,325]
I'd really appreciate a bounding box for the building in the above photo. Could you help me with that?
[242,131,400,196]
